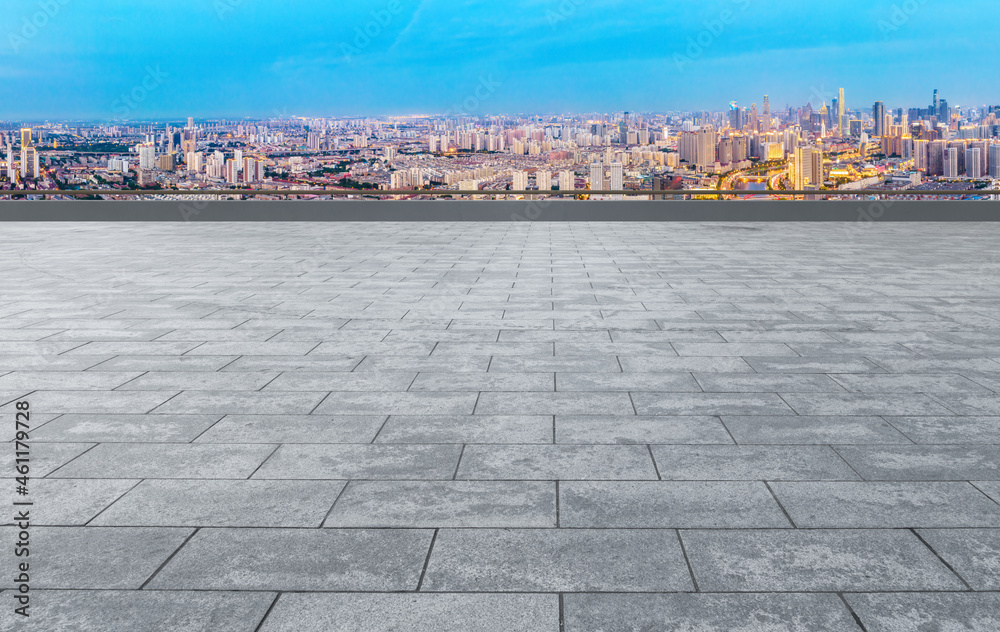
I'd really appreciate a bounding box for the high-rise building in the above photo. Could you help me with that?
[5,147,14,181]
[138,143,156,170]
[187,152,203,174]
[988,144,1000,178]
[966,148,982,179]
[838,88,846,134]
[589,162,604,195]
[536,169,551,192]
[20,147,39,179]
[944,148,959,178]
[849,120,863,137]
[928,140,946,176]
[873,102,886,137]
[609,162,624,200]
[791,146,823,190]
[913,139,929,171]
[512,170,529,192]
[696,126,715,169]
[226,159,239,184]
[20,128,31,147]
[558,170,575,192]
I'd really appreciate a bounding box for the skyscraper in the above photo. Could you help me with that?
[966,148,982,179]
[837,88,845,134]
[20,128,31,147]
[989,144,1000,178]
[5,146,15,181]
[20,147,39,179]
[791,146,823,190]
[944,148,959,178]
[559,170,575,192]
[536,169,552,192]
[609,162,623,200]
[873,102,886,137]
[512,170,529,192]
[589,162,604,194]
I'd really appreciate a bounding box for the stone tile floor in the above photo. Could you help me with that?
[1,221,1000,630]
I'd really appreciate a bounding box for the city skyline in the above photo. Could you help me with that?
[3,0,999,119]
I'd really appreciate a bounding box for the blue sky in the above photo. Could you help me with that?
[3,0,996,120]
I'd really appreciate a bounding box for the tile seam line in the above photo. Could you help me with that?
[909,528,975,591]
[837,592,870,632]
[138,527,201,590]
[415,528,440,592]
[251,592,283,632]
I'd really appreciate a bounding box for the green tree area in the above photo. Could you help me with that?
[333,178,378,190]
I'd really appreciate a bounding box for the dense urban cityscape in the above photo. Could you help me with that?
[4,88,1000,200]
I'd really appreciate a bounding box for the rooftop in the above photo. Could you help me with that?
[2,221,1000,630]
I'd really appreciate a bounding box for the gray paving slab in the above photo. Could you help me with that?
[744,356,887,373]
[1,442,95,476]
[8,222,1000,623]
[3,478,138,526]
[0,526,192,589]
[220,355,363,371]
[375,415,553,443]
[778,392,955,415]
[563,593,861,632]
[91,479,346,527]
[694,373,846,392]
[117,371,281,391]
[475,392,634,415]
[312,391,479,415]
[632,392,795,416]
[147,528,433,590]
[0,390,178,414]
[422,528,694,592]
[846,593,1000,632]
[151,391,328,415]
[916,528,1000,589]
[555,372,702,392]
[0,590,276,632]
[457,445,658,480]
[882,416,1000,443]
[836,445,1000,480]
[194,414,386,443]
[931,394,1000,415]
[650,445,860,480]
[0,371,142,390]
[771,482,1000,527]
[619,356,755,373]
[560,481,791,528]
[681,529,967,591]
[409,372,555,391]
[253,444,462,479]
[49,443,277,479]
[30,413,221,442]
[325,481,556,527]
[87,355,239,371]
[556,415,733,444]
[259,593,559,632]
[974,480,1000,503]
[723,415,912,444]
